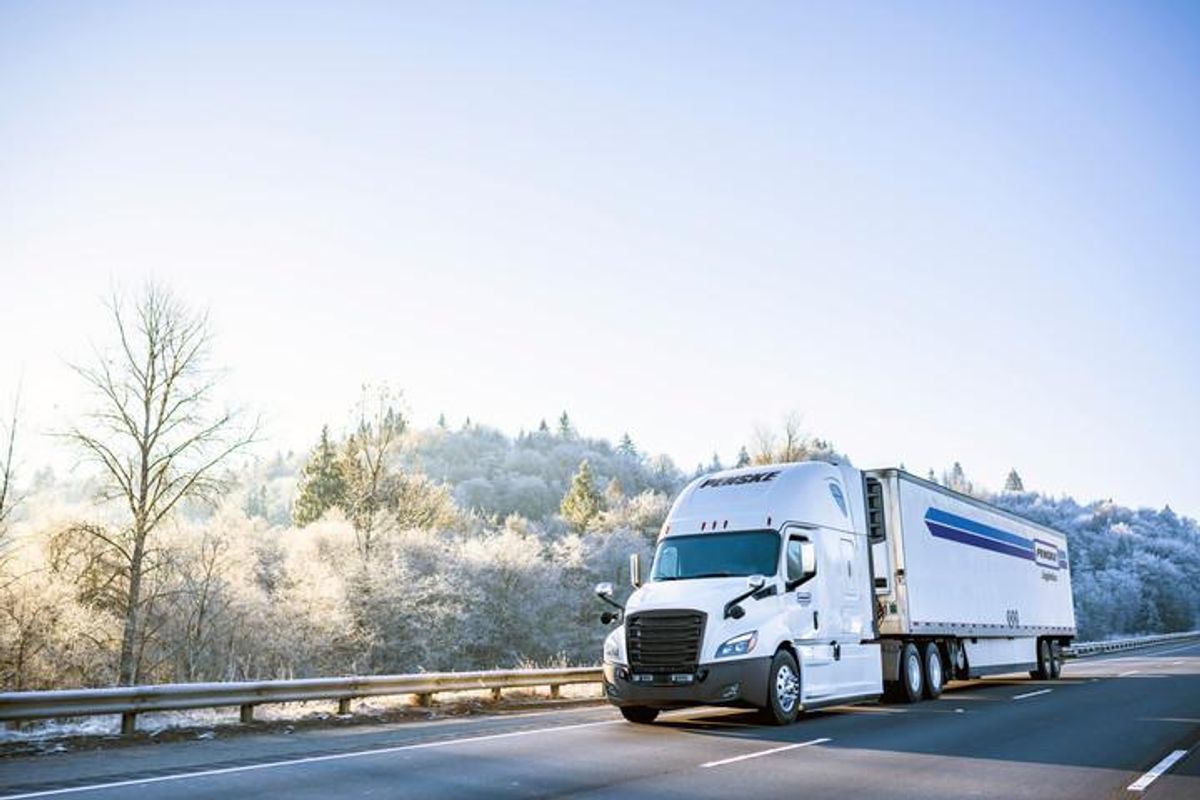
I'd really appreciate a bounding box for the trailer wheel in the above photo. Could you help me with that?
[922,642,944,699]
[1048,641,1062,679]
[758,649,802,725]
[898,641,924,703]
[1032,639,1052,680]
[619,706,659,724]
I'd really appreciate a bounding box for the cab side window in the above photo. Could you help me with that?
[786,534,818,590]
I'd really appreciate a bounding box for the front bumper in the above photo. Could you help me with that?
[603,657,771,709]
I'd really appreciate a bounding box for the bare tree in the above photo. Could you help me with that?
[0,387,21,552]
[341,386,406,559]
[749,412,839,466]
[63,286,255,685]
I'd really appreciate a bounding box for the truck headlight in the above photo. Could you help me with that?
[604,628,626,665]
[715,631,758,659]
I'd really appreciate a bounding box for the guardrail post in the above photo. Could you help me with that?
[240,704,255,724]
[337,698,351,715]
[491,688,502,702]
[549,684,560,699]
[121,712,137,735]
[416,692,432,707]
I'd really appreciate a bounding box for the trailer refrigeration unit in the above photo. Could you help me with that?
[596,462,1076,724]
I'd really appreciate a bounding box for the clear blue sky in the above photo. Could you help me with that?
[2,1,1198,516]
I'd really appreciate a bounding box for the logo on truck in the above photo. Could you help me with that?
[699,470,780,488]
[923,507,1068,570]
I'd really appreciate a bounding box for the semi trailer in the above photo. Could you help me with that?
[596,462,1076,724]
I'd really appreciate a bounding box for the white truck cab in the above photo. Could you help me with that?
[598,461,1075,725]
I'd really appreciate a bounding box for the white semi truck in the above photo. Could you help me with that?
[596,462,1076,724]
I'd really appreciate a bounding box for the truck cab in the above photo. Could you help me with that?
[600,461,884,724]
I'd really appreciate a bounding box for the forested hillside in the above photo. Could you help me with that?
[3,415,1197,691]
[0,292,1195,691]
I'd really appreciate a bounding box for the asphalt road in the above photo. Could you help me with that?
[2,641,1198,799]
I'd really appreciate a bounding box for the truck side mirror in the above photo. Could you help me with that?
[595,582,614,599]
[629,553,643,588]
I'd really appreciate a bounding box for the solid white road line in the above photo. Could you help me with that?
[1012,689,1053,700]
[700,738,831,768]
[0,719,624,800]
[1128,749,1189,792]
[1119,670,1141,677]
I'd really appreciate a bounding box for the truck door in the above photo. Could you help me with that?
[783,526,838,701]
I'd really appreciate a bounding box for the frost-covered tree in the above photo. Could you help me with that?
[1004,468,1025,493]
[943,462,974,495]
[735,446,751,468]
[558,411,574,439]
[749,412,845,465]
[561,459,603,532]
[293,426,347,526]
[0,389,20,561]
[62,286,255,685]
[340,388,406,559]
[617,433,638,459]
[604,476,625,510]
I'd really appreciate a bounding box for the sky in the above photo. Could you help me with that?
[1,1,1198,517]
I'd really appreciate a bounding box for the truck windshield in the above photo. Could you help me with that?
[651,530,780,581]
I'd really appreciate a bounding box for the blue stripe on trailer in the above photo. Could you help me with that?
[924,507,1034,552]
[925,520,1035,560]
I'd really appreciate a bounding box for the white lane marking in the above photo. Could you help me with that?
[701,737,831,768]
[1012,689,1053,700]
[0,719,624,800]
[1128,749,1189,792]
[1120,670,1140,677]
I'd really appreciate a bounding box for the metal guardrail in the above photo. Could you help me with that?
[1062,630,1200,658]
[4,630,1197,736]
[0,666,603,735]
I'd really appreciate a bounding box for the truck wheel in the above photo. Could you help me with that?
[619,706,659,724]
[1032,639,1052,680]
[1048,641,1062,679]
[758,650,802,725]
[899,641,924,703]
[922,642,944,699]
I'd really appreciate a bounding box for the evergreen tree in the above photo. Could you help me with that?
[293,425,348,525]
[927,468,937,483]
[944,462,972,494]
[538,418,550,434]
[617,432,638,459]
[558,411,574,439]
[1004,468,1025,493]
[709,452,724,472]
[561,458,603,532]
[735,446,751,468]
[437,413,447,429]
[604,476,625,509]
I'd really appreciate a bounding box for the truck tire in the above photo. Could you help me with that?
[619,706,659,724]
[1032,639,1052,680]
[1048,641,1062,679]
[758,649,802,725]
[898,641,924,703]
[922,642,944,699]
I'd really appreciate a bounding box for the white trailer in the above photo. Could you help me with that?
[597,462,1076,724]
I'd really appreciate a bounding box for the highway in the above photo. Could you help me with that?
[2,640,1198,799]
